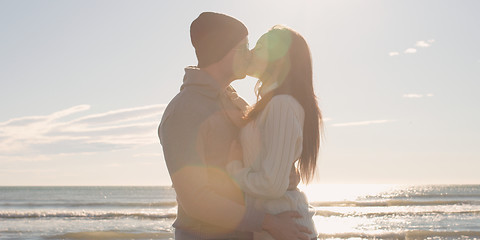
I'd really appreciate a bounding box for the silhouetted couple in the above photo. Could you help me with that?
[159,12,323,240]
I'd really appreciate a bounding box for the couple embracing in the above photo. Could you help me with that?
[159,12,324,240]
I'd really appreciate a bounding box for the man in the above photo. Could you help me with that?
[159,12,311,240]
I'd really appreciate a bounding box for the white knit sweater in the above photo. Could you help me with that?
[227,95,317,240]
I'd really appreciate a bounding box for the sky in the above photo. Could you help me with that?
[1,0,479,186]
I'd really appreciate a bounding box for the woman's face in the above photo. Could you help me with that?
[247,30,291,80]
[246,34,269,78]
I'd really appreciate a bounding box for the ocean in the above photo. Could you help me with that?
[1,185,480,240]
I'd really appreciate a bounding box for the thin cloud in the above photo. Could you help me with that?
[71,104,166,125]
[389,39,434,56]
[332,120,395,127]
[49,105,91,120]
[403,93,434,98]
[0,169,57,173]
[0,104,166,160]
[403,94,423,98]
[0,155,51,163]
[404,48,417,54]
[0,105,90,127]
[415,41,430,48]
[133,153,163,158]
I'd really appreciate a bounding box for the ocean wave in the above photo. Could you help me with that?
[4,208,480,220]
[381,193,480,199]
[0,210,176,219]
[0,201,178,208]
[47,231,173,239]
[2,199,474,209]
[35,230,480,240]
[315,209,480,218]
[311,199,480,207]
[317,230,480,239]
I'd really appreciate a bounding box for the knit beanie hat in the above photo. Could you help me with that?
[190,12,248,68]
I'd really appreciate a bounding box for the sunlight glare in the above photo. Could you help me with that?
[299,184,398,203]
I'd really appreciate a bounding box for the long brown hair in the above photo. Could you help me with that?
[245,25,323,183]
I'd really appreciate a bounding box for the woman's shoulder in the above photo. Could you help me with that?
[271,94,296,102]
[269,94,303,109]
[265,94,304,117]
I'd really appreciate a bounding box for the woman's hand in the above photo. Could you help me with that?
[228,140,243,164]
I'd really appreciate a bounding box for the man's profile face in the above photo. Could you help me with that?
[230,37,251,80]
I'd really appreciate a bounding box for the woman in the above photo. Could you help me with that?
[227,25,323,240]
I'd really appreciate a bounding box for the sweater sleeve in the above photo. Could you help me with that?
[228,96,304,199]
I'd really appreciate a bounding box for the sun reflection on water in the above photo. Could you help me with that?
[299,183,398,203]
[298,184,401,238]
